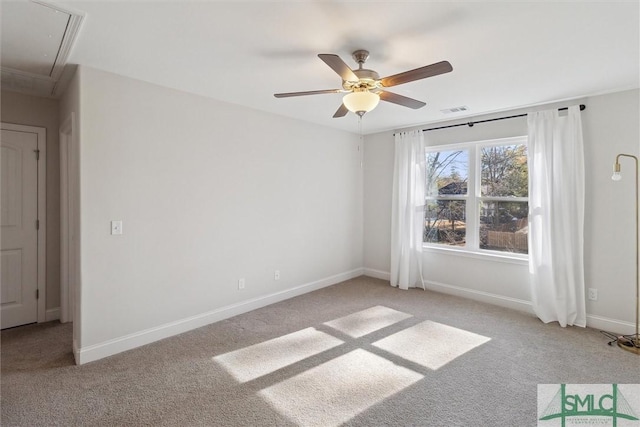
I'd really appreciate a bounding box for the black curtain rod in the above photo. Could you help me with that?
[413,104,586,133]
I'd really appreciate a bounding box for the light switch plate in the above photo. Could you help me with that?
[111,220,123,235]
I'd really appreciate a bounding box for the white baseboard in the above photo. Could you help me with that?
[44,307,60,322]
[428,280,636,334]
[424,279,535,314]
[585,314,636,335]
[76,268,364,365]
[363,268,390,281]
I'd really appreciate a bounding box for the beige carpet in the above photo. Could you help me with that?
[2,276,638,426]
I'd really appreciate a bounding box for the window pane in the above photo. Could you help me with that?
[424,200,466,246]
[481,144,528,197]
[479,201,528,254]
[426,150,468,197]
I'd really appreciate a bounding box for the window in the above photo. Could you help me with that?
[424,136,528,256]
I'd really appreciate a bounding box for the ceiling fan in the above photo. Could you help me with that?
[274,50,452,118]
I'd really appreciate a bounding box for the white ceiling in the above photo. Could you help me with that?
[3,1,639,134]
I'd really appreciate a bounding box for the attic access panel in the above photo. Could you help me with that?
[1,1,83,96]
[1,1,69,77]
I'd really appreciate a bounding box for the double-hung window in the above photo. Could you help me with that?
[424,136,528,256]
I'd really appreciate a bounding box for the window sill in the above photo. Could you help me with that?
[422,245,529,266]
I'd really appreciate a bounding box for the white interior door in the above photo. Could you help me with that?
[1,128,39,329]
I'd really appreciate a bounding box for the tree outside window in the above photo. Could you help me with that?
[425,137,528,255]
[424,149,468,246]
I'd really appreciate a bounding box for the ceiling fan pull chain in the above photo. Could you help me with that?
[358,115,364,169]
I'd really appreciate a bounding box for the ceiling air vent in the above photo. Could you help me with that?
[441,106,470,114]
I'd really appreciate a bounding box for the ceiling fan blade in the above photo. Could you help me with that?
[333,103,349,118]
[380,61,453,87]
[318,54,359,82]
[274,89,343,98]
[379,90,426,109]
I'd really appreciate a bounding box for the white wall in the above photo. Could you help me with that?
[363,89,640,333]
[582,89,640,328]
[58,63,638,362]
[1,91,61,316]
[68,66,363,363]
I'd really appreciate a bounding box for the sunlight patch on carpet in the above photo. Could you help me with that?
[213,327,343,382]
[323,305,412,338]
[259,349,423,427]
[372,320,491,370]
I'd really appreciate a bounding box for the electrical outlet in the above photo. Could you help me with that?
[238,278,245,290]
[274,270,280,280]
[588,288,598,301]
[111,220,123,235]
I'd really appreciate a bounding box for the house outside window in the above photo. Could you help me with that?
[424,136,528,257]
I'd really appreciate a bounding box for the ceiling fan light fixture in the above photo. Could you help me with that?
[343,90,380,116]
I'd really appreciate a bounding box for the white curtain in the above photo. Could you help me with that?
[391,130,426,290]
[527,105,586,327]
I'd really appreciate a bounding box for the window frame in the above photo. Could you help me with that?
[424,135,528,260]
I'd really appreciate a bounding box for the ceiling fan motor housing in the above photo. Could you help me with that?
[342,50,381,91]
[343,69,381,91]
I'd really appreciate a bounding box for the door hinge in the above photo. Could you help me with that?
[36,219,40,230]
[34,149,40,160]
[36,289,39,299]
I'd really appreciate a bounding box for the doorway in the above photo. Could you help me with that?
[59,114,78,324]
